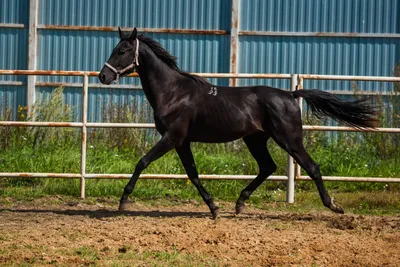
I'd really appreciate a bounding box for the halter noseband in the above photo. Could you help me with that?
[104,38,140,84]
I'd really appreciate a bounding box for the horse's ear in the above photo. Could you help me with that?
[118,27,125,39]
[129,28,137,41]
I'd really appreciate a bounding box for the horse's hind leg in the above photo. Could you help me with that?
[270,123,344,214]
[289,145,343,213]
[236,133,277,214]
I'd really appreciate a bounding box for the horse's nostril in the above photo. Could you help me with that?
[99,73,106,82]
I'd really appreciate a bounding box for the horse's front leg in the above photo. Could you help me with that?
[119,133,175,211]
[176,142,220,219]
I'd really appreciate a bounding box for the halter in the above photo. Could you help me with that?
[104,38,140,84]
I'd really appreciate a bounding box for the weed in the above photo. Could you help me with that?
[75,246,100,261]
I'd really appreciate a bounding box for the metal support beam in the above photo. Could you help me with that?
[229,0,240,86]
[80,73,88,198]
[239,31,400,38]
[27,0,39,115]
[37,25,228,35]
[295,77,304,180]
[286,74,298,203]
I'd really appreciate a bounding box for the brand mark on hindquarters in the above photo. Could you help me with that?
[208,87,218,96]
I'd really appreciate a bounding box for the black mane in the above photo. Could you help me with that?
[137,35,211,85]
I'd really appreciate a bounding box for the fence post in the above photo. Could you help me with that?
[229,0,239,87]
[286,74,298,203]
[80,73,88,198]
[295,77,304,179]
[27,0,39,115]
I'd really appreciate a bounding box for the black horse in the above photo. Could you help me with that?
[99,28,378,219]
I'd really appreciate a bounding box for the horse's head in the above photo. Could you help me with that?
[99,27,139,84]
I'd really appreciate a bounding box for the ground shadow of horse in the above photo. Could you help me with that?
[0,207,343,223]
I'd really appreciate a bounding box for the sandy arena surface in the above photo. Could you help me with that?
[0,197,399,266]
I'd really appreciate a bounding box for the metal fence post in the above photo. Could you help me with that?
[286,74,298,203]
[80,73,88,198]
[295,77,304,179]
[229,0,239,87]
[27,0,39,115]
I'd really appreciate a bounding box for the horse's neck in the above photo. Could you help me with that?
[137,50,179,111]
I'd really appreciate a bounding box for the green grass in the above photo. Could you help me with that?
[75,246,100,262]
[1,132,400,209]
[110,249,221,267]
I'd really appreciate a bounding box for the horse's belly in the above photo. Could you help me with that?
[187,120,261,143]
[187,98,263,142]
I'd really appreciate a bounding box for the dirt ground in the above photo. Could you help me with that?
[0,197,399,266]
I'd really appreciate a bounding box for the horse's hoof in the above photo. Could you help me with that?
[211,207,220,220]
[235,202,245,215]
[118,201,130,211]
[330,198,345,214]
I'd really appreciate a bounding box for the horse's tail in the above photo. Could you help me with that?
[292,89,379,128]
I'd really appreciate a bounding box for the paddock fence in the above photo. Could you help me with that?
[0,70,399,202]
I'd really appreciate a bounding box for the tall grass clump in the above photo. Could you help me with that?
[0,86,80,188]
[90,98,157,153]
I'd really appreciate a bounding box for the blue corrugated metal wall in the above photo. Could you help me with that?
[39,0,231,30]
[239,36,399,91]
[0,0,399,122]
[0,0,29,25]
[239,0,400,91]
[0,0,29,118]
[241,0,399,33]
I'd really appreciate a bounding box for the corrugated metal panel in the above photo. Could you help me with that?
[145,32,230,85]
[37,30,109,84]
[241,0,399,33]
[36,86,82,121]
[39,0,231,30]
[0,86,26,120]
[87,87,150,123]
[0,28,28,81]
[238,35,400,91]
[0,26,27,119]
[0,0,29,25]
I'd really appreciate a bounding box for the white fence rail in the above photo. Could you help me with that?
[0,70,399,202]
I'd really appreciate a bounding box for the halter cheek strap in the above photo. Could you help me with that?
[104,38,140,84]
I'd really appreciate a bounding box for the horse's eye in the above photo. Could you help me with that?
[119,48,126,54]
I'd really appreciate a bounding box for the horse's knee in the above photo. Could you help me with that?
[308,162,321,180]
